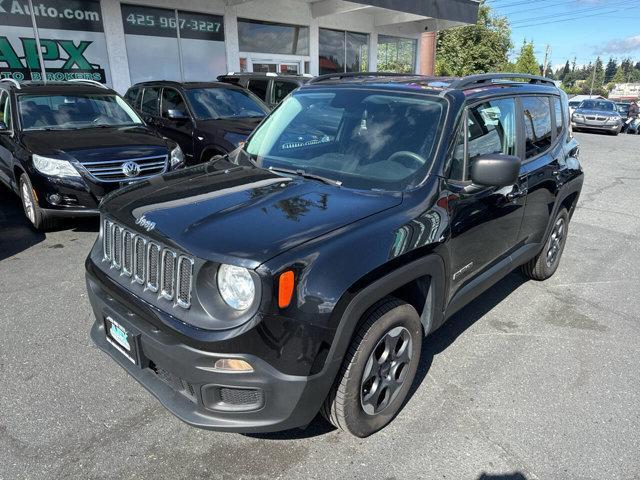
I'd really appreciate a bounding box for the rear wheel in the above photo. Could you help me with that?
[321,298,422,437]
[522,208,569,280]
[19,173,56,231]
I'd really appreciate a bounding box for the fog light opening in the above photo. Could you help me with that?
[48,193,61,205]
[214,358,253,373]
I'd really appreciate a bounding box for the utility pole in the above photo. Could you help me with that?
[589,62,597,96]
[542,45,551,77]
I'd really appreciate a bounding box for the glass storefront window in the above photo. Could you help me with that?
[238,20,309,55]
[377,35,417,74]
[121,5,225,84]
[319,29,368,75]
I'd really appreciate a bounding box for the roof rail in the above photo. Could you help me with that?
[451,73,557,89]
[307,71,418,84]
[0,78,21,89]
[67,78,109,89]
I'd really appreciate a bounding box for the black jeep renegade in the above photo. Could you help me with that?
[87,73,583,437]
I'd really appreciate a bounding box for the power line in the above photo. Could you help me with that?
[509,0,638,24]
[511,10,624,29]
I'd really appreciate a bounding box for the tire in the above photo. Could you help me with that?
[521,208,569,281]
[321,297,422,437]
[19,173,56,231]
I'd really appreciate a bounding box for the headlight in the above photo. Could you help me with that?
[606,117,621,124]
[32,154,80,178]
[170,145,184,168]
[572,113,583,121]
[217,264,255,311]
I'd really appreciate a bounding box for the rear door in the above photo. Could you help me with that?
[246,78,270,104]
[444,96,527,297]
[139,86,161,127]
[517,95,565,245]
[158,88,194,160]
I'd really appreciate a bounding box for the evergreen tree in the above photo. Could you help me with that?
[560,60,571,81]
[604,58,617,83]
[514,41,540,75]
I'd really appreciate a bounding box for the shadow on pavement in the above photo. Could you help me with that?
[478,473,527,480]
[0,183,99,261]
[246,271,528,441]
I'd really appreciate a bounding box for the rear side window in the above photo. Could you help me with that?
[522,96,552,159]
[161,88,187,117]
[247,79,269,101]
[124,87,140,108]
[0,91,11,130]
[140,87,160,116]
[273,81,298,104]
[553,97,563,136]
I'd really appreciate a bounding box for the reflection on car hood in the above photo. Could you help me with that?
[21,125,169,156]
[103,162,402,267]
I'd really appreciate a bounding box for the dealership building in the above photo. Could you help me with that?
[1,0,479,93]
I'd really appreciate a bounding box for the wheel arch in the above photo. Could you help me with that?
[200,146,228,163]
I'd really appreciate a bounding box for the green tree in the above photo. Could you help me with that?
[604,58,617,83]
[559,60,571,81]
[435,2,512,76]
[513,41,540,75]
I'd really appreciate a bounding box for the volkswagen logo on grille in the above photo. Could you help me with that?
[122,161,141,178]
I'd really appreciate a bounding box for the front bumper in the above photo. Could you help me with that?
[86,268,336,433]
[571,121,621,133]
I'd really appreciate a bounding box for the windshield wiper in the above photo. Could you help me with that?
[268,166,342,187]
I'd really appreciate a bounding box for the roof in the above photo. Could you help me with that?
[219,72,311,80]
[0,79,116,95]
[130,80,241,90]
[303,72,561,98]
[569,95,605,102]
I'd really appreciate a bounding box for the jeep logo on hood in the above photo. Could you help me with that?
[135,215,156,232]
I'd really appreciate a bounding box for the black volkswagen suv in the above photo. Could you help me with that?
[0,79,183,230]
[87,73,583,437]
[124,81,269,166]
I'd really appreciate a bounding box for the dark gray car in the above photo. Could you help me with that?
[571,99,622,135]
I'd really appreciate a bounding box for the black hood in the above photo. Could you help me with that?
[21,125,171,158]
[103,161,402,268]
[197,117,264,138]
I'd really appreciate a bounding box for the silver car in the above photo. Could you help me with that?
[571,99,623,135]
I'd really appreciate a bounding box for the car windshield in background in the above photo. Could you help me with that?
[185,88,268,120]
[18,94,143,131]
[244,90,446,191]
[579,100,616,111]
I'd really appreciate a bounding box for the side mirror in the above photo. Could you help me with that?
[470,154,521,187]
[166,109,189,120]
[0,120,8,132]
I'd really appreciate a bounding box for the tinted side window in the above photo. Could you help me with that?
[553,97,563,136]
[140,87,160,116]
[467,98,517,172]
[522,96,552,159]
[161,88,187,117]
[124,88,140,108]
[0,91,11,129]
[247,79,269,101]
[273,81,298,104]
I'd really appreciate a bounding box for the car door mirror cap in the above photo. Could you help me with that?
[167,109,189,120]
[470,154,521,188]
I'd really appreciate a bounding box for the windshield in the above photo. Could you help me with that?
[569,101,580,107]
[579,100,615,111]
[185,88,268,120]
[244,89,446,191]
[18,94,142,131]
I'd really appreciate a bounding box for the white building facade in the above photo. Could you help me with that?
[0,0,478,93]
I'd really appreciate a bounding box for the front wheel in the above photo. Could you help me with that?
[19,173,56,231]
[321,298,422,437]
[522,208,569,280]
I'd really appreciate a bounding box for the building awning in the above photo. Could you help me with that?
[308,0,479,30]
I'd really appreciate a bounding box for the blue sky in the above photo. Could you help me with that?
[487,0,640,70]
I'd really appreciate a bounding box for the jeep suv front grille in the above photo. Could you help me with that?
[102,218,194,309]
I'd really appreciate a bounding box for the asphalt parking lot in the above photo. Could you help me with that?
[1,132,639,480]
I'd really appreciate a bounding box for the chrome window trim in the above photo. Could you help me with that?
[132,235,147,285]
[176,256,194,309]
[160,249,176,301]
[146,242,160,293]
